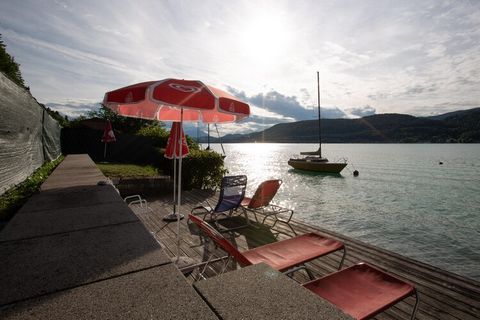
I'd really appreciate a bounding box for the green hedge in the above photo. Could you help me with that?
[159,148,226,190]
[179,149,227,190]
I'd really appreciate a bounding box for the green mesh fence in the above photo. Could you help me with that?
[0,73,61,195]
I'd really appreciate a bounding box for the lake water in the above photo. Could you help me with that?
[206,143,480,281]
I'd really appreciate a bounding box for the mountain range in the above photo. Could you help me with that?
[200,107,480,143]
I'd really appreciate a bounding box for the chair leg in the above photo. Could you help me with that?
[241,208,251,225]
[305,265,315,280]
[283,264,315,281]
[220,255,233,274]
[246,207,260,223]
[410,290,420,320]
[338,247,347,270]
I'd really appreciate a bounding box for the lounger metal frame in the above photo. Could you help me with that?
[188,214,346,281]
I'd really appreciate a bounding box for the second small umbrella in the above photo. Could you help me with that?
[101,120,116,159]
[163,122,189,222]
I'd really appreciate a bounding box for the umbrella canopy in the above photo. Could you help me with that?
[165,122,189,159]
[103,79,250,123]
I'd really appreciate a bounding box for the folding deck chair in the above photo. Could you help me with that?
[241,179,294,228]
[188,214,346,279]
[303,262,420,320]
[191,175,249,229]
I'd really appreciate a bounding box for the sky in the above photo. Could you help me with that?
[1,0,479,135]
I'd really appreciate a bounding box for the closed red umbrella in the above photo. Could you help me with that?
[164,122,189,159]
[103,78,250,260]
[101,120,116,159]
[164,122,189,222]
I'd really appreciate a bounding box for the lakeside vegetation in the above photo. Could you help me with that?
[0,156,64,223]
[96,163,161,178]
[86,106,226,189]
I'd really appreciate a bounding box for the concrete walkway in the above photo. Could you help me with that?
[0,155,217,319]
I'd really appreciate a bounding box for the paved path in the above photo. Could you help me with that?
[0,154,217,319]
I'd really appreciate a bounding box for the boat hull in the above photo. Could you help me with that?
[288,159,347,173]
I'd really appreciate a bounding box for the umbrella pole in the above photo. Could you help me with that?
[163,125,183,222]
[172,110,195,269]
[103,143,107,159]
[173,157,176,214]
[176,110,183,258]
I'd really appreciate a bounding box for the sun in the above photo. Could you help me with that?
[238,11,292,65]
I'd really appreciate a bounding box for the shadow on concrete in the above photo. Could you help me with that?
[0,174,217,319]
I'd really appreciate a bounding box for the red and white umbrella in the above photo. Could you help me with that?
[104,79,249,123]
[103,78,250,260]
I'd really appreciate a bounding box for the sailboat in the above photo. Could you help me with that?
[288,72,347,173]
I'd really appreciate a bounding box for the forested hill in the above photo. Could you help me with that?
[220,107,480,143]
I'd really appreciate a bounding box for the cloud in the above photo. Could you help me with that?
[46,101,100,119]
[345,105,376,118]
[228,87,347,121]
[1,0,480,135]
[403,84,438,96]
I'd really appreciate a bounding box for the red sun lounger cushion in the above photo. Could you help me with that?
[242,233,344,272]
[303,263,416,320]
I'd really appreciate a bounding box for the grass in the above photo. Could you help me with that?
[0,156,64,222]
[96,163,161,178]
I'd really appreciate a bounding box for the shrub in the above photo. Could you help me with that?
[165,149,227,190]
[136,124,170,147]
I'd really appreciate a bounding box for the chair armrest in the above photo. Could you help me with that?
[191,206,211,215]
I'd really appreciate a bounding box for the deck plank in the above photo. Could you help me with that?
[129,190,480,320]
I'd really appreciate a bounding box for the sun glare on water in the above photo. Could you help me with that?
[225,143,284,187]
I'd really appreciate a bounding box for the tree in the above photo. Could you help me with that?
[0,34,25,87]
[85,105,161,134]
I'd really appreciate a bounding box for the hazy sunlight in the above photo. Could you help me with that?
[238,10,292,65]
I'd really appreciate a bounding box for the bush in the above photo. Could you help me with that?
[136,123,200,150]
[136,124,170,147]
[165,149,227,190]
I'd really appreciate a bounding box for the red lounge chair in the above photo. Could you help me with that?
[188,214,346,277]
[241,179,294,228]
[303,263,419,320]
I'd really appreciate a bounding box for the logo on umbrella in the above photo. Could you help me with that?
[169,83,201,93]
[125,91,133,103]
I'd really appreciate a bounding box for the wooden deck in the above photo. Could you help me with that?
[129,189,480,320]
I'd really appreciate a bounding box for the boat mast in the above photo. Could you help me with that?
[317,71,322,158]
